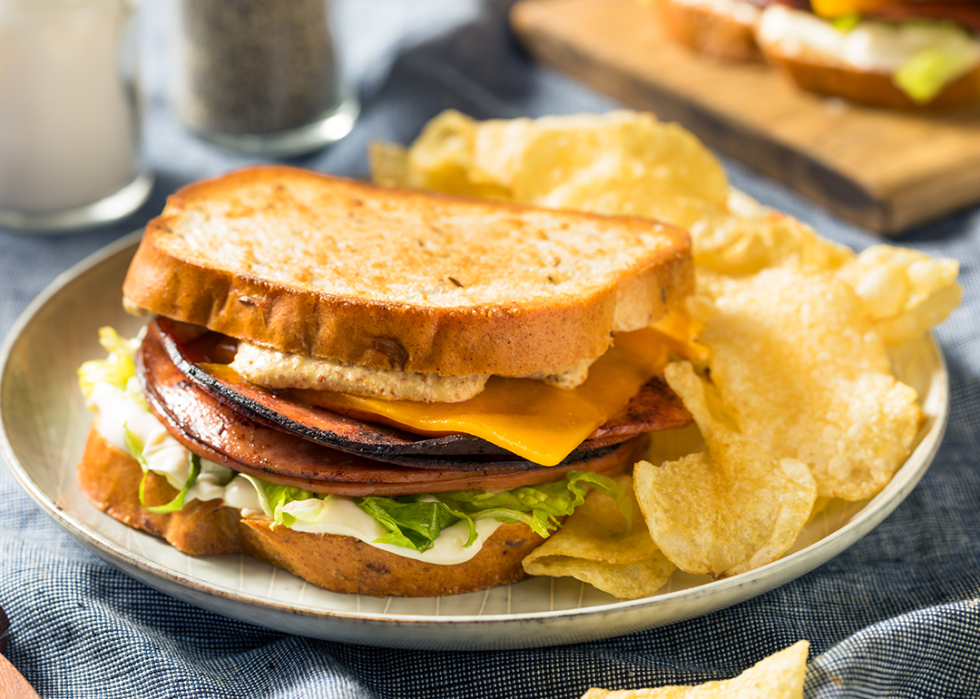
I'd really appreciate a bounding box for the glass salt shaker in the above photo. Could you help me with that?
[0,0,153,233]
[168,0,358,156]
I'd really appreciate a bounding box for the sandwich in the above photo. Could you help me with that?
[77,165,697,597]
[755,0,980,108]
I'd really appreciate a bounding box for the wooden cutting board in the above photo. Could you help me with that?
[510,0,980,235]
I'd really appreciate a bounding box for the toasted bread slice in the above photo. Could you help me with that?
[123,166,692,377]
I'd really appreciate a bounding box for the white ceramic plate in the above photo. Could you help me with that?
[0,231,950,651]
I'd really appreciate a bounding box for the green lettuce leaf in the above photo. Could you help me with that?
[440,470,630,538]
[124,425,201,514]
[265,484,320,527]
[236,475,326,527]
[355,496,478,552]
[78,327,140,400]
[894,42,976,105]
[830,12,861,33]
[352,470,629,553]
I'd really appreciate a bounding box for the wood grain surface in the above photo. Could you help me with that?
[511,0,980,235]
[0,655,42,699]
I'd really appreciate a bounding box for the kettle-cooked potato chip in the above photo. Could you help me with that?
[470,116,535,188]
[698,268,923,501]
[581,640,809,699]
[511,111,729,231]
[375,110,512,199]
[692,211,852,276]
[836,245,962,345]
[635,363,816,578]
[522,476,676,599]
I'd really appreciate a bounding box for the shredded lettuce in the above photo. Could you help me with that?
[265,483,320,527]
[279,496,335,524]
[830,12,861,33]
[442,470,630,537]
[236,475,326,527]
[124,425,201,514]
[78,327,140,401]
[894,41,977,105]
[356,496,478,552]
[353,470,629,553]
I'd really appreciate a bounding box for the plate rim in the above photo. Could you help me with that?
[0,233,950,648]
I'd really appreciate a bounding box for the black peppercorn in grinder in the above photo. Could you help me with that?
[168,0,358,155]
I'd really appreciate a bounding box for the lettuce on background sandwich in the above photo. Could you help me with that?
[77,166,697,597]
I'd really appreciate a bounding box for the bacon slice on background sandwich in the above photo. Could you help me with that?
[77,166,697,597]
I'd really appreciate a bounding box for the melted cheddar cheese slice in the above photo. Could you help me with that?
[300,327,677,466]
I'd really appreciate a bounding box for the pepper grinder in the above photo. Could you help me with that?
[168,0,358,156]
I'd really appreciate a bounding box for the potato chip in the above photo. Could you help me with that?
[698,267,923,500]
[522,475,676,599]
[368,141,411,188]
[470,117,535,188]
[510,111,729,231]
[580,640,809,699]
[406,109,476,179]
[691,211,852,276]
[373,110,511,199]
[836,244,963,345]
[635,363,816,577]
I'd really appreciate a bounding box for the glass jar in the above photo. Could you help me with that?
[168,0,358,156]
[0,0,152,232]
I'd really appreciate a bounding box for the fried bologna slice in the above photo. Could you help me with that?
[77,427,550,596]
[150,318,692,463]
[123,166,692,376]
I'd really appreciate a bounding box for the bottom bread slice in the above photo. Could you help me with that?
[78,428,560,597]
[76,426,549,597]
[761,49,980,111]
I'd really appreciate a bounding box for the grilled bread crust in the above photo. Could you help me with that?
[123,166,693,377]
[77,426,554,597]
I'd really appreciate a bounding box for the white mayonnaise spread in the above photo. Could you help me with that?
[87,380,500,565]
[757,5,980,73]
[672,0,760,27]
[521,357,595,390]
[284,497,502,564]
[231,341,597,401]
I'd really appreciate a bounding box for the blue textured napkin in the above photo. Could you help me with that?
[2,0,979,697]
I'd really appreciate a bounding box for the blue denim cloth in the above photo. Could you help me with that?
[2,0,979,696]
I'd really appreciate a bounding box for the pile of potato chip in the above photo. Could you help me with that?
[371,110,962,598]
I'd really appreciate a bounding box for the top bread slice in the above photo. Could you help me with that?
[123,166,692,377]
